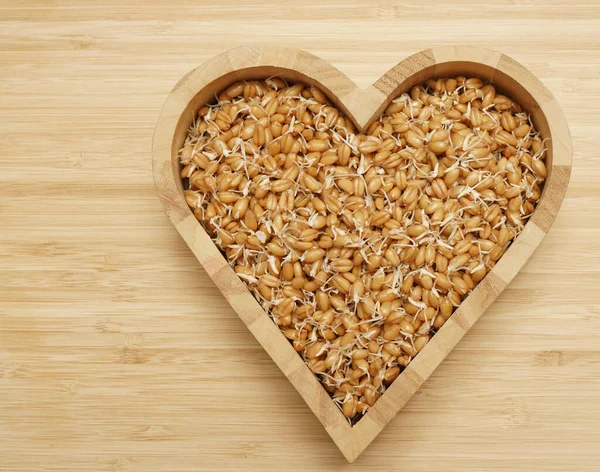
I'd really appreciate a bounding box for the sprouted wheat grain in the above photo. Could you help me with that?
[179,77,547,422]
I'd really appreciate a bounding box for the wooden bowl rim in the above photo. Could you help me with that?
[152,46,572,463]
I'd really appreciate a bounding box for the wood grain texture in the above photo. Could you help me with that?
[1,1,599,470]
[152,45,571,462]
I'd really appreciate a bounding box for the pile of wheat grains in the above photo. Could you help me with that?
[179,77,546,421]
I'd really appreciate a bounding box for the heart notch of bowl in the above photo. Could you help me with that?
[152,46,571,462]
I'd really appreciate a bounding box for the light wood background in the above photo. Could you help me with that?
[1,1,599,471]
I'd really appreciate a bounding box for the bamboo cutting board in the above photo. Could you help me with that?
[1,1,599,471]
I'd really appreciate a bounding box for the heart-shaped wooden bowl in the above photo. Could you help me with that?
[152,46,571,462]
